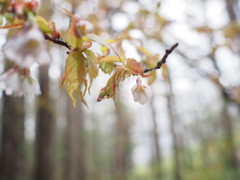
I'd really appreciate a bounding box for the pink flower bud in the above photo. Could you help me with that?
[73,14,82,22]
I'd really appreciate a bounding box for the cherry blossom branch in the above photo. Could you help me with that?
[44,33,71,50]
[143,43,179,73]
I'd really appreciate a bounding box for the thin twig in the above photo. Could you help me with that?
[44,34,71,50]
[143,43,178,73]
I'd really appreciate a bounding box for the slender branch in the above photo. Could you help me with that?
[143,43,178,73]
[44,34,71,50]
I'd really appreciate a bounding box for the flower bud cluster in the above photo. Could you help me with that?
[10,0,38,16]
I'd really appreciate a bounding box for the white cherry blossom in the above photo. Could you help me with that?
[0,67,21,95]
[0,67,41,96]
[21,76,41,96]
[131,77,152,104]
[2,25,51,68]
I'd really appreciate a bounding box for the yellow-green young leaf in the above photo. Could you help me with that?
[0,1,9,15]
[0,16,24,29]
[141,54,159,70]
[125,58,144,75]
[35,16,53,33]
[61,50,88,108]
[86,34,119,56]
[4,12,14,22]
[67,16,82,48]
[84,49,98,93]
[148,71,157,85]
[161,64,169,82]
[98,56,122,63]
[223,22,240,38]
[137,46,151,57]
[101,39,118,54]
[119,46,126,62]
[99,62,114,74]
[97,69,125,104]
[82,36,91,41]
[0,15,3,25]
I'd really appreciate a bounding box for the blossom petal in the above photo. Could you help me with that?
[138,92,149,104]
[22,77,41,95]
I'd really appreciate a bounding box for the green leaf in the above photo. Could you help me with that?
[35,16,53,33]
[61,50,88,108]
[84,49,98,94]
[99,62,114,74]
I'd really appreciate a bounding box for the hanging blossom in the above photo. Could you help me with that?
[2,24,51,68]
[0,66,41,96]
[131,77,152,104]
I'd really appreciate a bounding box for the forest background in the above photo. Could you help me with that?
[0,0,240,180]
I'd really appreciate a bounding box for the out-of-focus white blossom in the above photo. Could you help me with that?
[0,67,41,96]
[3,25,51,68]
[0,67,21,95]
[21,75,41,96]
[131,77,152,104]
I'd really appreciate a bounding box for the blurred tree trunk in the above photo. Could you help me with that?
[167,95,181,180]
[221,98,239,169]
[64,99,86,180]
[225,0,239,21]
[113,103,132,180]
[224,0,240,170]
[87,114,102,180]
[35,66,56,180]
[34,1,57,179]
[150,96,162,179]
[200,0,240,172]
[166,73,181,180]
[223,0,240,170]
[0,95,25,180]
